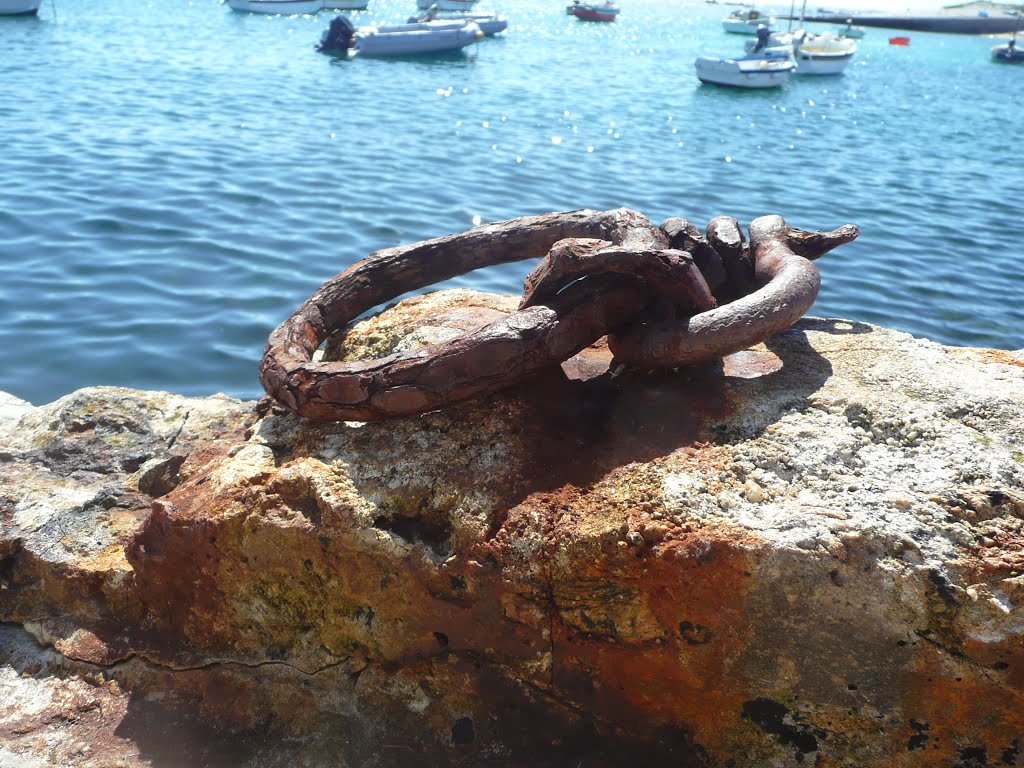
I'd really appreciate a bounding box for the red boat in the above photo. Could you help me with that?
[569,1,620,22]
[889,36,911,45]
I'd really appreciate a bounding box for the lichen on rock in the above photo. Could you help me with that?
[1,290,1022,766]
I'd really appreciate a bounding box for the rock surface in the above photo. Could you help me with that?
[1,288,1023,767]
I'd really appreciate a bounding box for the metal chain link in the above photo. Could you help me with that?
[259,208,857,421]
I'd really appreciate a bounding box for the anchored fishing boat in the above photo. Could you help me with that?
[227,0,320,13]
[317,14,483,56]
[695,50,795,88]
[0,0,42,14]
[569,1,620,22]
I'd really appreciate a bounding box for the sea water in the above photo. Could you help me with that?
[1,0,1021,404]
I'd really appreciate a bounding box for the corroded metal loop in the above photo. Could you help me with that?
[607,215,858,368]
[260,208,668,421]
[260,208,858,421]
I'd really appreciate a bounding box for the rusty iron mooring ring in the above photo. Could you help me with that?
[259,208,857,421]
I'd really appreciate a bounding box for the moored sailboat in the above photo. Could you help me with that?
[795,31,856,75]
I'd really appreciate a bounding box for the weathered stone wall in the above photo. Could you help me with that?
[1,289,1022,767]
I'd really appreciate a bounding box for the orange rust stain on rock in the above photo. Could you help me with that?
[179,444,251,486]
[668,442,735,488]
[956,530,1024,583]
[976,349,1024,369]
[976,532,1024,579]
[897,642,1024,763]
[127,464,552,669]
[497,452,764,757]
[722,347,784,379]
[963,635,1024,694]
[548,525,760,753]
[80,543,133,573]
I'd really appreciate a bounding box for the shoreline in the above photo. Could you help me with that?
[797,13,1022,33]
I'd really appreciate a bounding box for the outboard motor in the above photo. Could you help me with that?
[317,16,355,54]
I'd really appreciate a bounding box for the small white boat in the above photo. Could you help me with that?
[411,6,506,35]
[227,0,320,13]
[722,8,772,34]
[569,1,620,21]
[795,32,856,75]
[415,0,476,10]
[322,0,368,10]
[0,0,42,15]
[695,50,795,88]
[835,20,865,38]
[440,11,505,35]
[317,15,483,56]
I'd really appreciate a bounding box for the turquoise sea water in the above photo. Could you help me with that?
[1,0,1022,405]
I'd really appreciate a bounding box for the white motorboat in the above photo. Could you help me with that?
[722,8,772,34]
[835,20,865,38]
[317,15,483,56]
[322,0,368,10]
[227,0,320,13]
[795,32,856,74]
[415,0,476,10]
[411,6,506,35]
[356,19,482,54]
[0,0,42,15]
[695,51,795,88]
